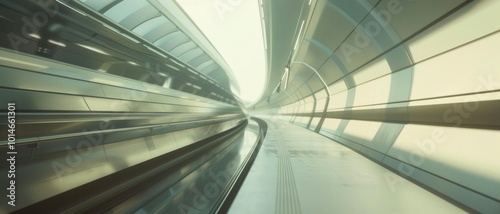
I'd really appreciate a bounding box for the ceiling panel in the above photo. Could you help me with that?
[294,41,329,71]
[318,57,345,85]
[76,0,233,90]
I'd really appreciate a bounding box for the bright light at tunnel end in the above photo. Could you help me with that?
[176,0,267,107]
[230,73,266,106]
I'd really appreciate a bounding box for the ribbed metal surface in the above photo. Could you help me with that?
[76,0,226,78]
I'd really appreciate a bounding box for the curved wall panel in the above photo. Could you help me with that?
[256,1,500,212]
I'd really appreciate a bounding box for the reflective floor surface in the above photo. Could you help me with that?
[127,120,260,214]
[229,119,465,214]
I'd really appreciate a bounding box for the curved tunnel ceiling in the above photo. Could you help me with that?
[257,0,308,105]
[256,0,471,108]
[75,0,237,91]
[253,1,500,210]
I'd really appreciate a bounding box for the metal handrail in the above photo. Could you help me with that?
[291,61,330,132]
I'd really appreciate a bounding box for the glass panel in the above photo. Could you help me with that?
[328,80,347,95]
[389,124,500,200]
[353,75,391,106]
[132,16,168,35]
[103,0,149,22]
[328,90,348,110]
[322,118,342,132]
[309,117,321,130]
[410,32,500,100]
[379,0,465,40]
[314,89,327,99]
[353,58,391,85]
[78,0,116,11]
[407,1,500,62]
[315,98,327,111]
[343,120,382,143]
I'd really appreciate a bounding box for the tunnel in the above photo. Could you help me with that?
[0,0,499,213]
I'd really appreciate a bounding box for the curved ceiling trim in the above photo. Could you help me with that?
[75,0,238,91]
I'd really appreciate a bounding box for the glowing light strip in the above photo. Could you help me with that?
[294,20,305,51]
[56,0,86,16]
[283,67,289,90]
[48,39,66,47]
[28,33,40,39]
[76,43,109,55]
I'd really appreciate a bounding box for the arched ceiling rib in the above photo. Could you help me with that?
[257,0,467,109]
